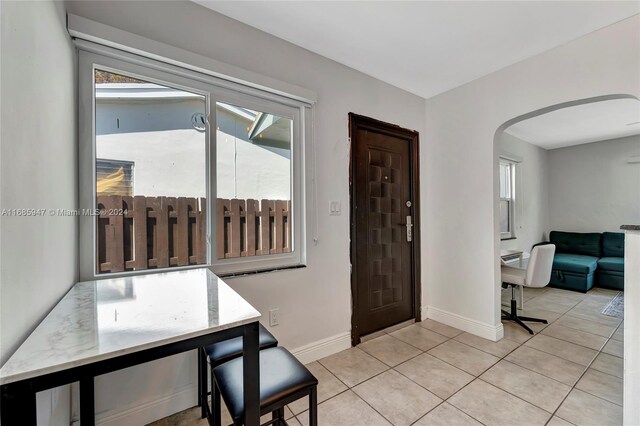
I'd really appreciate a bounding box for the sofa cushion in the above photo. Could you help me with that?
[602,232,625,258]
[596,270,624,291]
[597,257,624,272]
[549,231,602,257]
[553,253,599,274]
[549,270,594,293]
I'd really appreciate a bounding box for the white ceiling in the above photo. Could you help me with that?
[505,98,640,149]
[193,1,639,99]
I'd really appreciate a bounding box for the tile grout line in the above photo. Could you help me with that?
[366,321,528,425]
[547,331,623,425]
[504,345,588,387]
[542,292,623,425]
[443,289,572,419]
[447,290,622,426]
[525,292,624,424]
[308,350,401,424]
[284,290,618,426]
[300,289,622,426]
[354,331,494,426]
[312,329,468,425]
[383,325,456,353]
[311,334,458,425]
[437,329,555,424]
[501,304,600,387]
[360,314,558,424]
[408,399,489,426]
[526,332,603,357]
[540,312,619,349]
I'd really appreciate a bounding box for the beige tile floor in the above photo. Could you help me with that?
[149,286,623,426]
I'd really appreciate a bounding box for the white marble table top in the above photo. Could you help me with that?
[0,268,260,385]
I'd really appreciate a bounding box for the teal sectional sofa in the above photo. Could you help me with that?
[534,231,625,293]
[596,232,625,290]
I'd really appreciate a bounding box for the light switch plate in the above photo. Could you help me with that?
[329,201,341,215]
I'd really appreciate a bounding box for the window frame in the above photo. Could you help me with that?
[78,47,307,280]
[499,157,517,240]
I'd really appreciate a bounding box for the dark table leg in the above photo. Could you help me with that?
[198,348,207,418]
[243,321,260,426]
[80,376,95,426]
[0,381,37,426]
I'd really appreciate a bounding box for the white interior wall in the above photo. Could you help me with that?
[0,1,78,424]
[64,1,426,423]
[3,1,639,423]
[548,134,640,233]
[422,15,639,337]
[499,132,550,254]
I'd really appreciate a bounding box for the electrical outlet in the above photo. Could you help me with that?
[269,308,279,326]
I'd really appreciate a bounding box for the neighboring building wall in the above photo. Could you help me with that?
[97,129,207,197]
[96,98,204,135]
[548,135,640,233]
[96,102,291,199]
[0,1,78,424]
[499,132,550,253]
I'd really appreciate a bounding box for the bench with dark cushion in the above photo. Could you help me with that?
[213,347,318,426]
[205,323,278,367]
[199,323,278,420]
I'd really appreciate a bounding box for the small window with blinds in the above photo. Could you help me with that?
[499,158,517,240]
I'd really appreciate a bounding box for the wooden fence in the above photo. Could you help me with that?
[97,196,291,273]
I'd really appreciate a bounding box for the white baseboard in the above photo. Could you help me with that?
[92,383,198,426]
[425,305,504,342]
[291,331,352,365]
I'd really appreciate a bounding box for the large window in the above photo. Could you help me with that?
[79,49,306,278]
[499,158,516,240]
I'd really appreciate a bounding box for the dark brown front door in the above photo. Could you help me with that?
[350,113,420,344]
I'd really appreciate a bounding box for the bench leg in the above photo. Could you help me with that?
[271,408,281,424]
[309,387,318,426]
[198,348,205,417]
[213,379,222,426]
[272,407,286,425]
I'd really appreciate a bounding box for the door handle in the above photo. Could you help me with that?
[406,215,413,242]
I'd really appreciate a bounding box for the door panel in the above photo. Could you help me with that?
[352,117,416,339]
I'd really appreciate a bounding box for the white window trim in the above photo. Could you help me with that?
[499,157,517,240]
[78,45,308,280]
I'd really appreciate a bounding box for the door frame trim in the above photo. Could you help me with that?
[348,113,421,346]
